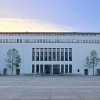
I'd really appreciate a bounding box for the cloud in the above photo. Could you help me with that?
[0,18,77,32]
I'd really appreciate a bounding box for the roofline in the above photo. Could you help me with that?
[0,32,100,34]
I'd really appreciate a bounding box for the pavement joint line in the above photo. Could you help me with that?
[69,88,84,100]
[1,86,100,88]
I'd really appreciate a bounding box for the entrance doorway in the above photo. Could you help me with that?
[4,68,7,75]
[53,65,60,74]
[97,69,100,75]
[84,69,88,75]
[45,65,51,74]
[16,69,20,75]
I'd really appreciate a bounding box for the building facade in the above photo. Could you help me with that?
[0,32,100,75]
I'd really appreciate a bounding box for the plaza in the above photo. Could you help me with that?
[0,75,100,100]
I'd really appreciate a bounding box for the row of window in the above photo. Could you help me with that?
[32,64,72,73]
[32,48,72,61]
[0,39,99,43]
[0,33,100,36]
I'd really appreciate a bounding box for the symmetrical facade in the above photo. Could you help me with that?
[0,32,100,75]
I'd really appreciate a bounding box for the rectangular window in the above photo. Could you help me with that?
[61,48,64,61]
[65,48,68,61]
[66,39,68,43]
[32,48,35,61]
[63,39,65,43]
[6,39,8,43]
[49,49,51,61]
[69,65,72,73]
[26,39,28,43]
[86,40,88,43]
[36,48,39,61]
[69,39,71,43]
[61,65,64,73]
[65,65,68,73]
[69,48,72,61]
[40,65,43,73]
[37,39,39,43]
[40,39,42,43]
[57,48,60,61]
[43,39,45,43]
[32,65,34,73]
[83,40,85,43]
[56,39,59,43]
[89,40,91,43]
[40,52,43,61]
[46,39,49,43]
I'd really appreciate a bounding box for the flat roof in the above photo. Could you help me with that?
[0,32,100,34]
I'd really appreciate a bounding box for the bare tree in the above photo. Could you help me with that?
[84,50,100,76]
[5,48,21,76]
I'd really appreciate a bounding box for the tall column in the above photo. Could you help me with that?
[60,64,61,73]
[64,64,65,74]
[52,64,53,74]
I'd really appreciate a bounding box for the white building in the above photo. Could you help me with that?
[0,32,100,75]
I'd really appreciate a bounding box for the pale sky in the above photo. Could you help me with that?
[0,0,100,32]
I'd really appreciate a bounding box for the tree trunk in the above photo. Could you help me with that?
[93,65,94,76]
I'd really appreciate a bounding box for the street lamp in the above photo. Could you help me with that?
[34,46,35,78]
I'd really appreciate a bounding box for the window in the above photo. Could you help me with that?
[36,65,39,73]
[69,48,72,61]
[83,40,85,43]
[61,65,64,73]
[46,39,49,43]
[43,39,45,43]
[69,39,71,43]
[69,65,72,73]
[65,48,68,61]
[37,39,39,43]
[77,69,80,72]
[40,39,42,43]
[32,65,34,73]
[65,65,68,73]
[32,48,35,61]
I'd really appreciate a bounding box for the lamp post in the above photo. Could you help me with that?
[34,46,35,78]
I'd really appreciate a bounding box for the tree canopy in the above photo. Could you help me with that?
[5,48,21,75]
[84,50,100,75]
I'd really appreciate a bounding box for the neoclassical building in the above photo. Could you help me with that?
[0,32,100,75]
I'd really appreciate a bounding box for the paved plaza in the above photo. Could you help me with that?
[0,75,100,100]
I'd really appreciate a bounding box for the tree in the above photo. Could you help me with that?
[84,50,100,76]
[5,48,21,76]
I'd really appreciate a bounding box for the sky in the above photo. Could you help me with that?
[0,0,100,32]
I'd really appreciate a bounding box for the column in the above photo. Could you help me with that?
[52,64,53,74]
[60,64,61,73]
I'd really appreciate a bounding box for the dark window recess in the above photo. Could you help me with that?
[77,69,80,72]
[69,65,72,73]
[65,65,68,73]
[69,48,72,61]
[32,65,34,73]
